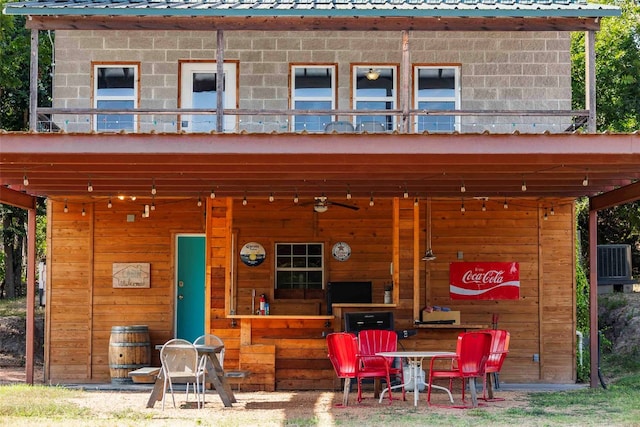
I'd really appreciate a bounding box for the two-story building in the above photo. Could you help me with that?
[2,0,637,390]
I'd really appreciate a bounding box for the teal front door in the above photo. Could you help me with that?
[176,234,206,342]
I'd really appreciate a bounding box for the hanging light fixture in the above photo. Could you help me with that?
[521,179,527,192]
[151,180,157,195]
[460,181,466,193]
[582,174,589,186]
[210,188,216,199]
[414,197,419,207]
[346,185,352,200]
[460,199,466,213]
[81,204,86,216]
[482,200,487,212]
[242,194,248,206]
[403,185,409,199]
[107,197,113,209]
[269,192,275,203]
[197,195,202,207]
[544,208,548,220]
[421,248,436,261]
[23,174,29,186]
[87,181,93,192]
[369,193,374,206]
[550,203,555,216]
[293,192,299,204]
[503,197,509,209]
[63,199,69,213]
[365,68,380,81]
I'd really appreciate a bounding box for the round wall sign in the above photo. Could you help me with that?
[240,242,266,267]
[332,242,352,262]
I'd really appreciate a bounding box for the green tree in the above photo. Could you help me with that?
[571,0,640,132]
[0,1,51,297]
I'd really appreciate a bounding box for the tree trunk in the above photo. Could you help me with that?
[2,209,26,298]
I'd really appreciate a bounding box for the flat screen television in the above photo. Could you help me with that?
[326,281,372,314]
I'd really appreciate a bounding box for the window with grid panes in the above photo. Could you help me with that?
[275,243,324,290]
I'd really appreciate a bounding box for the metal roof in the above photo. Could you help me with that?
[3,0,620,18]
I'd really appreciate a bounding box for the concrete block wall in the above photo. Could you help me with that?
[52,29,571,133]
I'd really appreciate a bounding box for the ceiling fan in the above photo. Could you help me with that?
[313,195,359,213]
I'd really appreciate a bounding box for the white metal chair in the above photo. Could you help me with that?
[160,338,206,409]
[324,121,355,133]
[193,333,225,369]
[356,121,387,133]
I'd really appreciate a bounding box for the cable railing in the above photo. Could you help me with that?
[36,107,589,134]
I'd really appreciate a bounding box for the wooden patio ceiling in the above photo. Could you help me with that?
[2,132,640,205]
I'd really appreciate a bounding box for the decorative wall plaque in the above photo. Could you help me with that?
[332,242,351,262]
[112,263,151,288]
[240,242,266,266]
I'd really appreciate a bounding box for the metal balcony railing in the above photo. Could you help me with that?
[36,107,589,134]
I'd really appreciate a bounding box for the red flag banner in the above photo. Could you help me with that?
[449,262,520,300]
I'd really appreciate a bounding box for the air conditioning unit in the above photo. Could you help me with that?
[597,244,637,293]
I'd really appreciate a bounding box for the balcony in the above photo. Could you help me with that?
[37,107,589,135]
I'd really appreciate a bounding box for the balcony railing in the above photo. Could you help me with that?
[37,107,590,134]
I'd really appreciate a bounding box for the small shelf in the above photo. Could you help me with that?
[228,314,334,320]
[331,303,397,308]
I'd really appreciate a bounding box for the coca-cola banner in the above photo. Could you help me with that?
[449,262,520,300]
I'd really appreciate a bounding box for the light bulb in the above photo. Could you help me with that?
[118,195,125,201]
[151,184,156,195]
[414,197,419,207]
[461,202,465,213]
[151,202,156,211]
[63,200,69,213]
[87,181,93,192]
[482,201,486,212]
[294,193,299,204]
[521,181,527,192]
[544,210,548,220]
[460,183,466,193]
[130,196,137,201]
[550,205,555,216]
[197,197,202,207]
[81,206,86,216]
[269,193,274,202]
[583,176,589,186]
[243,195,248,206]
[346,189,352,200]
[210,189,216,199]
[503,199,508,209]
[369,195,374,207]
[107,198,112,209]
[23,175,29,186]
[403,188,409,199]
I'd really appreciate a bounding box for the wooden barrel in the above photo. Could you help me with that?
[108,325,151,384]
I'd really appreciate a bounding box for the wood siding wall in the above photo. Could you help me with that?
[45,196,576,387]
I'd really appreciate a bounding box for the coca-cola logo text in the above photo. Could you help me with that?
[461,269,505,285]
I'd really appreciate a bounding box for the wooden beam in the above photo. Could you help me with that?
[25,208,37,384]
[588,208,599,388]
[589,180,640,211]
[29,29,39,131]
[585,30,596,133]
[25,16,602,32]
[0,187,37,209]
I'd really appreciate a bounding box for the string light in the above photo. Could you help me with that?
[151,180,157,195]
[107,197,112,209]
[550,204,555,216]
[23,174,29,186]
[81,204,86,216]
[503,198,509,209]
[403,185,409,199]
[210,189,216,199]
[460,181,466,193]
[87,181,93,192]
[197,196,202,207]
[269,192,275,203]
[482,200,486,212]
[293,192,299,204]
[460,199,466,213]
[151,201,156,211]
[521,179,527,192]
[118,195,125,201]
[144,204,150,217]
[544,208,548,221]
[583,175,589,186]
[346,186,352,200]
[63,199,68,213]
[369,193,374,207]
[130,196,137,201]
[414,197,419,207]
[243,194,248,206]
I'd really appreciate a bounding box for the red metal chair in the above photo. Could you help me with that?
[426,331,492,408]
[326,332,394,406]
[480,329,510,401]
[358,329,405,401]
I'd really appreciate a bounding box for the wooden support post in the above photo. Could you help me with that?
[26,208,37,384]
[216,30,224,132]
[585,30,596,133]
[588,208,599,388]
[29,29,39,131]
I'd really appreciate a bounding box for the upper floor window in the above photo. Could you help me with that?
[414,66,460,133]
[179,61,238,132]
[93,64,139,132]
[291,65,336,132]
[353,65,397,132]
[275,243,324,290]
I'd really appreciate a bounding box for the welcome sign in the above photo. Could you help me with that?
[449,262,520,300]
